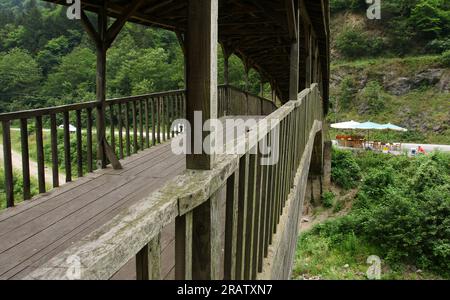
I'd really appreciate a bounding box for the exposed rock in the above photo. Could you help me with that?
[384,69,445,96]
[385,77,411,96]
[438,71,450,93]
[412,69,443,87]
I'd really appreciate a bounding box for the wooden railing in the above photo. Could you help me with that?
[26,84,323,280]
[0,86,276,208]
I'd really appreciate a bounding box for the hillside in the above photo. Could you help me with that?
[329,55,450,144]
[328,3,450,145]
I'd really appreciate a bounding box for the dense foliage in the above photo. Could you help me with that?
[331,148,362,190]
[319,149,450,276]
[332,0,450,58]
[0,0,266,114]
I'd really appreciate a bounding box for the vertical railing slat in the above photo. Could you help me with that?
[136,233,161,280]
[224,168,239,280]
[175,212,193,280]
[110,105,116,156]
[235,153,249,279]
[145,99,150,149]
[2,120,14,207]
[117,103,124,159]
[63,112,71,182]
[139,100,144,151]
[151,98,156,146]
[20,118,31,200]
[157,97,161,144]
[125,102,131,157]
[35,116,46,192]
[50,114,59,188]
[244,150,258,279]
[132,100,138,153]
[86,108,93,173]
[76,110,83,178]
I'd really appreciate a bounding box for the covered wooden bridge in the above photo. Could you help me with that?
[0,0,330,280]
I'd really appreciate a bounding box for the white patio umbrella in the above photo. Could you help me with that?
[355,121,384,130]
[330,120,361,129]
[380,123,408,132]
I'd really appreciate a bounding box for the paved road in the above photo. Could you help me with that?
[0,144,66,185]
[332,140,450,153]
[401,143,450,153]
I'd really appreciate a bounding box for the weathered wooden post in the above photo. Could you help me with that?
[80,0,143,170]
[96,2,108,169]
[175,0,221,281]
[289,0,300,101]
[185,0,218,170]
[221,43,232,115]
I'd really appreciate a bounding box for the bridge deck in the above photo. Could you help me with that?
[0,116,257,280]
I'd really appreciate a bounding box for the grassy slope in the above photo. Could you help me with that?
[329,55,450,145]
[293,230,442,280]
[329,11,449,145]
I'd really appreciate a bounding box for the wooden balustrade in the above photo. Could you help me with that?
[0,86,275,209]
[26,84,322,280]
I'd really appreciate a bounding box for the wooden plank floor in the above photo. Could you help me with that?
[0,142,184,279]
[0,116,263,280]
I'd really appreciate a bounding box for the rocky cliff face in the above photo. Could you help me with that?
[330,57,450,143]
[331,67,449,96]
[384,69,449,95]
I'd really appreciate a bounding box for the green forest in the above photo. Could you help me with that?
[0,0,266,114]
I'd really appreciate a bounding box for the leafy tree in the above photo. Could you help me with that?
[0,48,42,111]
[43,46,96,103]
[335,27,385,58]
[36,36,71,75]
[410,0,450,40]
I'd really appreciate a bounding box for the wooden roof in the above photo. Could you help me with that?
[44,0,329,106]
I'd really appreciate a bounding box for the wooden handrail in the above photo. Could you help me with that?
[25,84,323,280]
[0,85,276,209]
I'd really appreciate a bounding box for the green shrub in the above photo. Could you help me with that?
[331,148,362,190]
[322,191,336,208]
[316,151,450,276]
[441,50,450,67]
[358,81,387,114]
[335,27,385,58]
[426,38,450,53]
[330,0,367,14]
[339,76,356,110]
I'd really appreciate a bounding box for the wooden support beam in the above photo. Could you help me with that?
[81,1,125,170]
[289,2,300,100]
[80,11,100,48]
[285,0,298,41]
[95,2,108,169]
[186,0,218,170]
[221,43,232,85]
[106,0,144,48]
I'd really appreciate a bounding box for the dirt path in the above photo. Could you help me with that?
[0,143,66,185]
